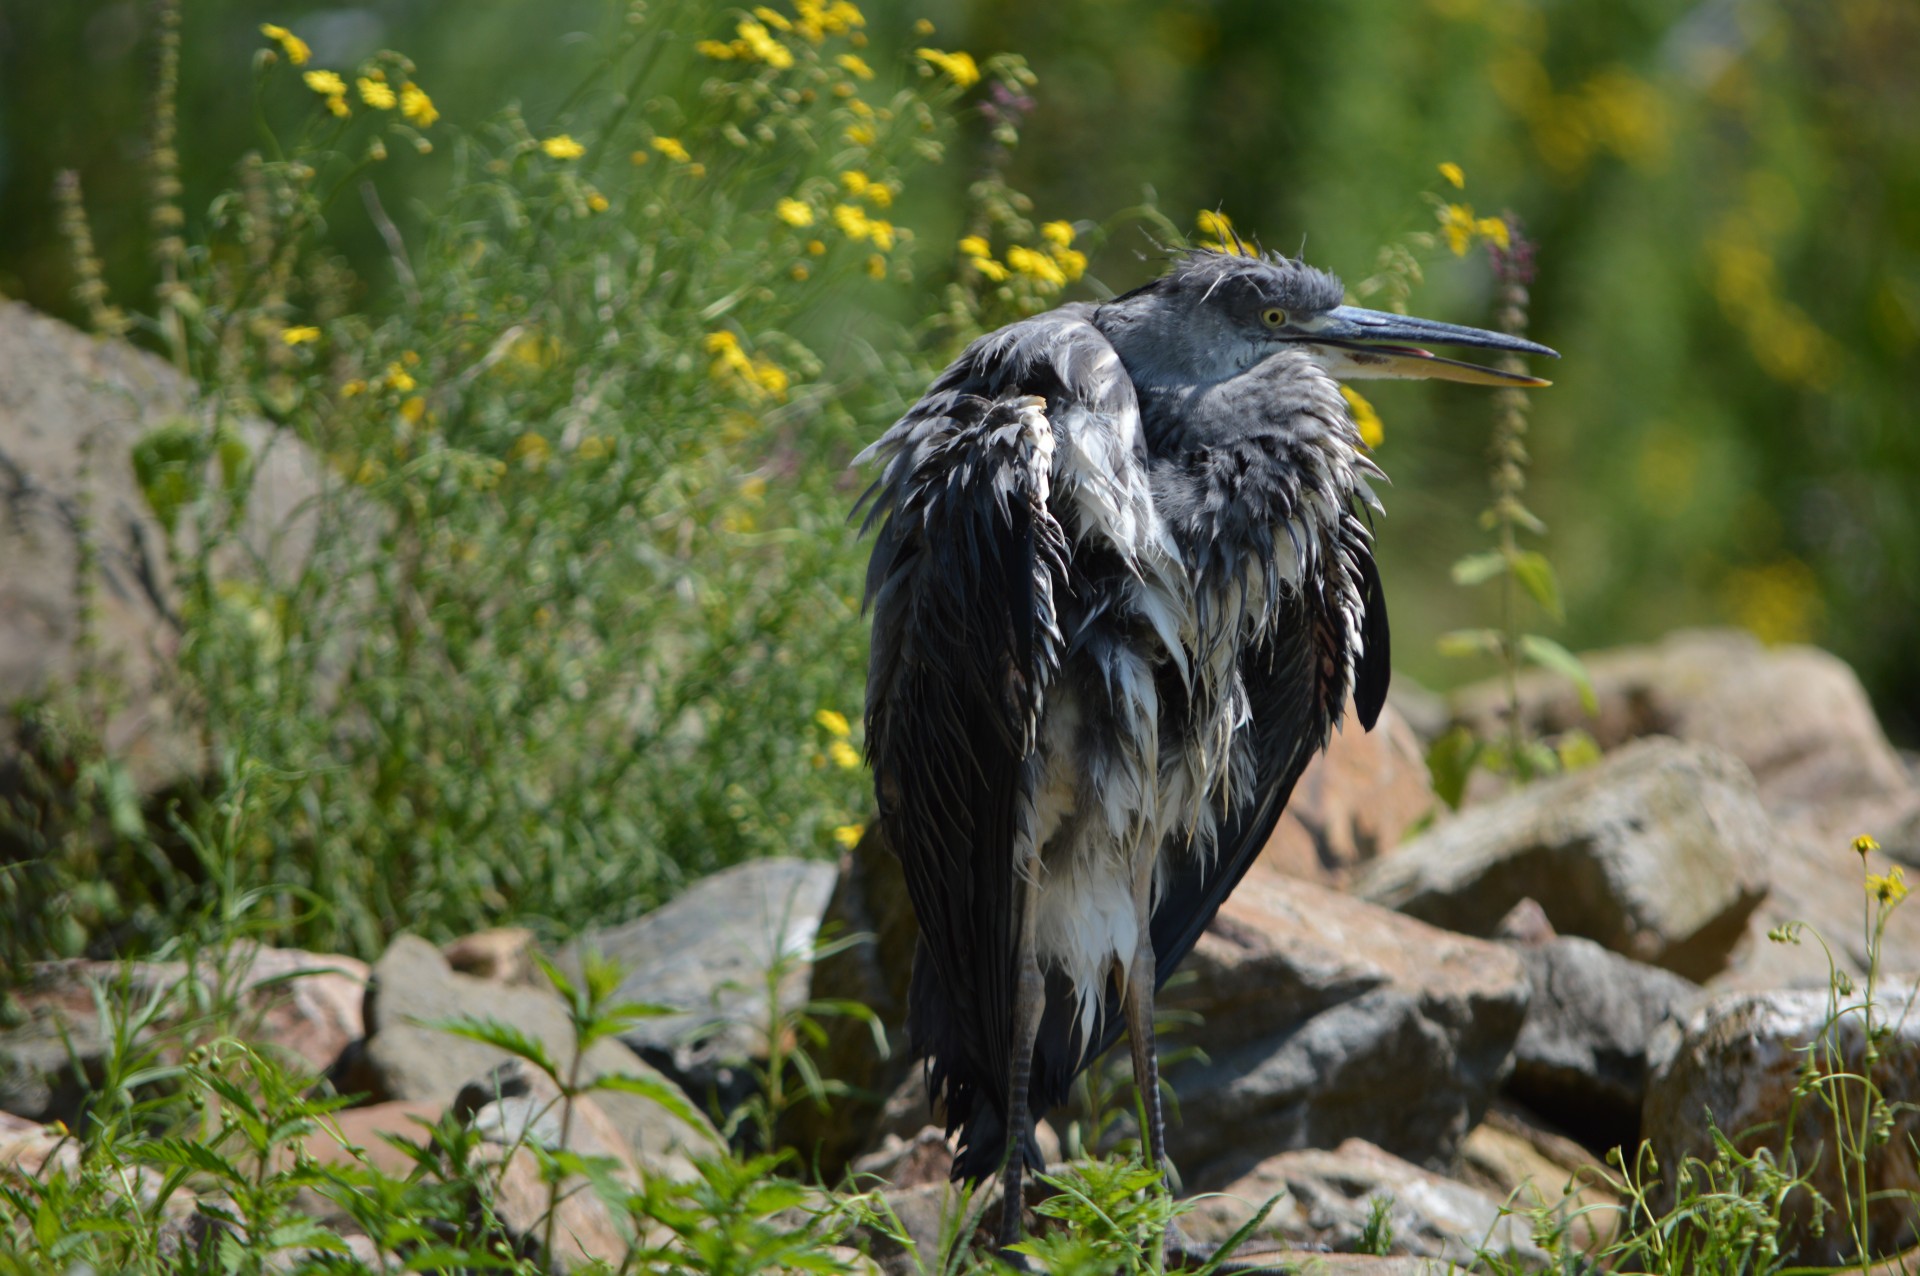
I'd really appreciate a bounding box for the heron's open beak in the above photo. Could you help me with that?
[1290,304,1559,388]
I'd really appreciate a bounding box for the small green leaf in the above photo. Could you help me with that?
[1437,627,1502,660]
[1511,551,1565,622]
[1556,729,1603,771]
[1519,633,1598,714]
[1425,725,1481,811]
[1450,551,1507,586]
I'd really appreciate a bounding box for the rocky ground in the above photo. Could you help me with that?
[5,300,1920,1270]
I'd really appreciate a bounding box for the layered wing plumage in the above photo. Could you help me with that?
[857,308,1156,1175]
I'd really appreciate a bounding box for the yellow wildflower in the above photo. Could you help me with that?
[688,163,706,178]
[807,239,827,256]
[867,253,887,279]
[791,263,810,281]
[399,396,427,425]
[848,98,875,119]
[259,24,311,66]
[341,379,368,397]
[815,708,852,737]
[652,136,691,163]
[755,359,790,398]
[1854,834,1881,858]
[1866,865,1909,905]
[1438,161,1466,189]
[400,82,438,127]
[696,39,738,59]
[384,363,416,393]
[829,739,862,769]
[833,202,872,240]
[281,325,320,345]
[1196,209,1234,239]
[833,823,865,849]
[1052,246,1087,281]
[357,76,396,109]
[867,219,896,251]
[838,53,875,80]
[587,191,610,213]
[753,6,792,30]
[959,235,992,258]
[1340,385,1385,449]
[1439,203,1511,256]
[973,256,1010,283]
[776,198,814,227]
[845,123,876,146]
[913,17,935,35]
[303,70,350,117]
[840,170,871,196]
[867,184,894,209]
[736,19,795,69]
[1042,220,1076,249]
[916,47,981,89]
[1007,244,1067,288]
[542,135,586,160]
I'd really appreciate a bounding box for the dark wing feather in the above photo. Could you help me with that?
[857,307,1143,1176]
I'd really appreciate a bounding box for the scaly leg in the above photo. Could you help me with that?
[997,864,1046,1254]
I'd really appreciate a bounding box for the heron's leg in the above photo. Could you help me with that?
[997,862,1046,1253]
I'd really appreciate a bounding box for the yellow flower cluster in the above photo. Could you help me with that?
[1340,385,1385,449]
[776,198,814,227]
[1867,864,1909,906]
[400,83,437,127]
[704,331,789,402]
[794,0,865,42]
[840,169,893,207]
[833,202,896,251]
[652,136,692,163]
[916,47,981,89]
[1195,209,1245,255]
[815,709,861,770]
[1438,161,1466,190]
[962,222,1086,292]
[281,325,321,346]
[542,134,586,160]
[838,53,874,80]
[259,23,310,66]
[304,69,350,118]
[358,72,396,110]
[833,824,865,848]
[1438,203,1511,256]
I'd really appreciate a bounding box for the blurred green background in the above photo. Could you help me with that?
[3,0,1916,747]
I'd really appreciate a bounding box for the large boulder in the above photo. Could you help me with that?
[1448,629,1911,817]
[1352,738,1772,979]
[561,857,838,1113]
[0,946,365,1123]
[1503,930,1702,1147]
[1256,702,1437,886]
[1643,978,1920,1266]
[0,300,326,802]
[352,934,721,1179]
[1181,1138,1546,1268]
[1156,872,1529,1190]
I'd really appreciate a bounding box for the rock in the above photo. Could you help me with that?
[783,830,920,1174]
[1457,1105,1620,1253]
[281,1099,444,1178]
[0,300,327,802]
[357,934,720,1180]
[1504,935,1702,1148]
[1352,738,1772,980]
[562,857,837,1112]
[1256,702,1437,886]
[1181,1138,1547,1268]
[851,1126,956,1190]
[1643,979,1920,1266]
[0,946,366,1123]
[1154,872,1529,1190]
[1448,629,1911,817]
[442,927,541,986]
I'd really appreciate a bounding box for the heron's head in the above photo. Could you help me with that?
[1098,248,1557,390]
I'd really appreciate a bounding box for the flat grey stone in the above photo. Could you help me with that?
[1353,738,1772,979]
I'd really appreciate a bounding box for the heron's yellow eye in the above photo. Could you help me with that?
[1261,307,1289,328]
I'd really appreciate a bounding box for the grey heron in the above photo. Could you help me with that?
[856,246,1555,1254]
